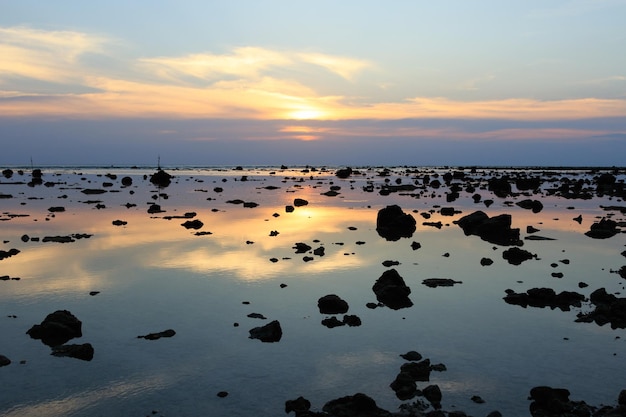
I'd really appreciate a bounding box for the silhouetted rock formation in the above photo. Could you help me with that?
[376,205,416,241]
[455,211,521,246]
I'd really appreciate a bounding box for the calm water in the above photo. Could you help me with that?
[1,166,625,416]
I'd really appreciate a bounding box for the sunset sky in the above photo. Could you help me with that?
[1,1,625,166]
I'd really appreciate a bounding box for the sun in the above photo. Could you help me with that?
[288,108,325,120]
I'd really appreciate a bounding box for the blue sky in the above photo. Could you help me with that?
[1,0,625,166]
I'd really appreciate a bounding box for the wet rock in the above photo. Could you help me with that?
[585,218,620,239]
[372,269,413,310]
[504,288,585,311]
[112,219,127,226]
[243,201,258,208]
[411,241,421,250]
[376,205,416,241]
[516,199,543,213]
[382,260,400,267]
[138,329,176,340]
[322,393,391,417]
[81,188,107,195]
[400,351,423,361]
[247,313,267,319]
[313,246,325,256]
[455,211,521,246]
[502,247,535,265]
[343,315,362,327]
[390,371,417,400]
[121,176,132,186]
[181,219,203,229]
[318,294,349,314]
[528,386,590,417]
[27,310,83,347]
[321,317,345,328]
[48,206,65,213]
[285,205,295,213]
[488,176,511,198]
[400,358,432,381]
[148,204,164,214]
[51,343,94,361]
[249,320,282,342]
[422,278,462,288]
[217,391,228,398]
[0,354,10,367]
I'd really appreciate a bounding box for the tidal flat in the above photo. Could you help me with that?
[1,166,626,417]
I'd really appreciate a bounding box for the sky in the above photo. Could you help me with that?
[1,0,625,167]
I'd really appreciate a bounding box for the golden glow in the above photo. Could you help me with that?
[288,108,325,120]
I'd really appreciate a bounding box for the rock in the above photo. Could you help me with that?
[294,198,308,207]
[343,315,362,327]
[488,176,511,198]
[112,219,127,226]
[0,248,20,260]
[285,205,295,213]
[48,206,65,213]
[400,358,432,381]
[504,288,585,311]
[249,320,282,342]
[293,242,312,253]
[150,169,172,187]
[480,257,494,266]
[27,310,83,347]
[471,395,485,404]
[382,260,400,267]
[422,278,462,288]
[411,241,421,250]
[372,269,413,310]
[318,294,349,314]
[516,199,544,213]
[423,384,442,409]
[576,288,626,329]
[121,176,132,186]
[138,329,176,340]
[585,218,620,239]
[376,205,416,241]
[51,343,94,361]
[247,313,267,319]
[322,393,391,417]
[390,371,417,400]
[335,167,353,179]
[81,188,107,195]
[0,354,10,367]
[313,246,325,256]
[502,247,535,265]
[285,396,312,415]
[217,391,228,398]
[147,204,164,214]
[528,386,588,416]
[400,351,423,361]
[455,211,520,246]
[181,219,203,229]
[321,317,345,328]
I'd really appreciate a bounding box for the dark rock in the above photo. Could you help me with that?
[335,167,353,179]
[382,260,400,267]
[422,278,462,288]
[471,395,485,404]
[516,199,543,213]
[504,288,585,311]
[247,313,267,319]
[585,218,620,239]
[285,396,312,415]
[112,219,127,226]
[321,317,345,328]
[455,211,521,246]
[440,207,456,216]
[529,386,580,416]
[48,206,65,213]
[343,315,362,327]
[285,205,295,213]
[51,343,94,361]
[502,247,535,265]
[138,329,176,340]
[376,205,416,241]
[372,269,412,310]
[390,371,417,400]
[313,246,325,256]
[322,393,391,417]
[488,177,511,198]
[318,294,349,314]
[249,320,282,342]
[400,359,431,381]
[150,169,173,187]
[423,384,442,409]
[527,225,540,233]
[27,310,83,347]
[243,201,258,208]
[121,176,133,186]
[411,241,421,250]
[0,354,10,367]
[181,219,203,229]
[81,188,107,195]
[0,248,20,260]
[217,391,228,398]
[148,204,164,214]
[576,288,626,329]
[480,257,494,266]
[400,351,423,361]
[293,242,312,253]
[294,198,309,207]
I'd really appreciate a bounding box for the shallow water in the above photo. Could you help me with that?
[1,166,625,416]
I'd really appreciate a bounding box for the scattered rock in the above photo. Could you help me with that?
[516,199,544,213]
[372,269,413,310]
[410,241,421,250]
[480,257,494,266]
[150,169,173,188]
[400,351,423,361]
[576,288,626,329]
[181,219,203,229]
[293,242,312,253]
[504,288,585,311]
[0,248,20,260]
[382,260,400,267]
[376,205,416,241]
[335,167,353,179]
[585,218,620,239]
[0,354,10,367]
[249,320,282,342]
[322,393,390,417]
[294,198,309,207]
[321,317,345,328]
[217,391,228,398]
[247,313,267,320]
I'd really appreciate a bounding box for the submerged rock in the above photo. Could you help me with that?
[0,354,10,367]
[318,294,349,314]
[422,278,462,288]
[376,205,416,241]
[502,247,535,265]
[585,218,620,239]
[504,288,585,311]
[138,329,176,340]
[576,288,626,329]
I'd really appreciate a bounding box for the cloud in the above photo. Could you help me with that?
[297,52,371,80]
